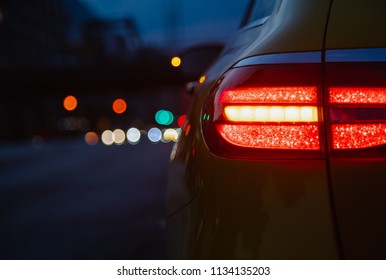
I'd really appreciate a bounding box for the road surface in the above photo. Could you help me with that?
[0,138,172,259]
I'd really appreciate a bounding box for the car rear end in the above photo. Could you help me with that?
[166,0,386,259]
[324,0,386,259]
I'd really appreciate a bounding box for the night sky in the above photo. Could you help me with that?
[79,0,250,50]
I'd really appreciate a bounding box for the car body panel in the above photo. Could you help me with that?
[167,150,339,259]
[205,0,332,85]
[326,0,386,49]
[327,159,386,259]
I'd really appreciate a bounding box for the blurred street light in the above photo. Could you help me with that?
[113,129,126,145]
[63,95,78,111]
[170,56,181,67]
[84,132,99,146]
[112,98,127,114]
[127,128,141,145]
[101,130,115,145]
[155,110,174,125]
[177,114,186,128]
[148,127,162,143]
[163,128,178,142]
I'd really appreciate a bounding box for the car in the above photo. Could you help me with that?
[165,0,386,259]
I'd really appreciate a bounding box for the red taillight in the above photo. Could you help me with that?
[218,87,319,150]
[331,124,386,149]
[330,87,386,104]
[329,87,386,150]
[220,87,318,104]
[217,124,320,150]
[326,62,386,154]
[202,64,324,159]
[202,53,386,159]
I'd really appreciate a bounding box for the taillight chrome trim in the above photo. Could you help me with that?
[233,51,322,68]
[326,48,386,62]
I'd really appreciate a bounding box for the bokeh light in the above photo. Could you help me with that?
[63,95,78,111]
[155,110,174,125]
[127,128,141,145]
[163,128,179,142]
[177,115,186,128]
[148,127,162,143]
[199,75,206,84]
[113,129,126,145]
[84,132,99,146]
[101,130,115,145]
[112,98,127,114]
[171,56,182,67]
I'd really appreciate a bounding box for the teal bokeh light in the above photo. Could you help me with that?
[155,110,174,125]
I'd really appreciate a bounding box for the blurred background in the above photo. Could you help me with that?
[0,0,248,259]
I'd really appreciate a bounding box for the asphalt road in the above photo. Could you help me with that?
[0,138,173,259]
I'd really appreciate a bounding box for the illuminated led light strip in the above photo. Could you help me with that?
[330,87,386,104]
[220,87,317,104]
[217,124,320,150]
[332,124,386,149]
[223,105,318,122]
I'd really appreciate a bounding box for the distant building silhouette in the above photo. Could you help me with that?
[0,0,70,69]
[0,0,146,141]
[83,19,141,64]
[0,0,141,70]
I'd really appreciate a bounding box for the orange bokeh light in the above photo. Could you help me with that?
[63,95,78,111]
[112,98,127,114]
[84,132,99,146]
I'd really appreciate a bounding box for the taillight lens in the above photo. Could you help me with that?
[326,62,386,155]
[202,64,324,159]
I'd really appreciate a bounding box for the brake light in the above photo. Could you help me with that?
[218,87,320,150]
[330,87,386,104]
[326,61,386,153]
[220,87,318,103]
[329,87,386,149]
[201,51,386,159]
[202,64,324,159]
[331,124,386,149]
[217,124,320,150]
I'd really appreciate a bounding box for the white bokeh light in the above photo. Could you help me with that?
[163,128,179,142]
[148,127,162,143]
[127,127,141,144]
[101,130,114,145]
[113,129,126,145]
